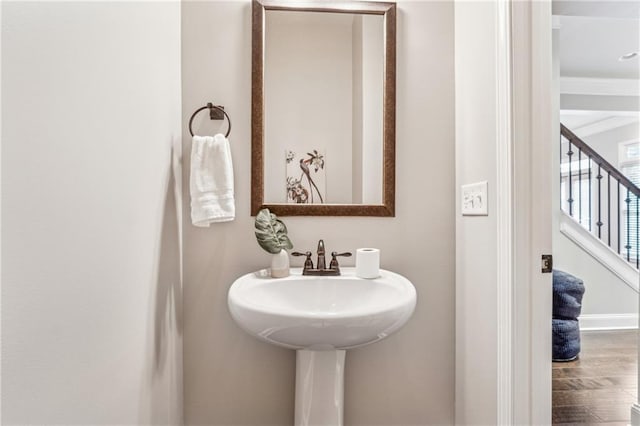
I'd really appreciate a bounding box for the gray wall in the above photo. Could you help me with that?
[181,1,455,425]
[553,232,638,315]
[2,2,183,424]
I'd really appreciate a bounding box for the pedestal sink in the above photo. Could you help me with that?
[227,267,417,426]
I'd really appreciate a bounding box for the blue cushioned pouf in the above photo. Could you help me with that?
[552,318,581,361]
[552,270,585,320]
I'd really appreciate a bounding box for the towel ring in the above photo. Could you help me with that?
[188,103,231,138]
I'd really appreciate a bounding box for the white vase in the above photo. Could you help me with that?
[271,250,290,278]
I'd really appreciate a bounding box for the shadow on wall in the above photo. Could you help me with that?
[145,144,184,424]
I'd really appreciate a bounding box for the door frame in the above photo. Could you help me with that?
[497,1,553,423]
[506,3,640,424]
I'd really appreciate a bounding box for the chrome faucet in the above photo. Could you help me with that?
[292,239,352,276]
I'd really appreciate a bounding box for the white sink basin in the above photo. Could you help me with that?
[227,267,416,426]
[227,267,417,350]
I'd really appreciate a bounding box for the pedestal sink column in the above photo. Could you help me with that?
[295,349,346,426]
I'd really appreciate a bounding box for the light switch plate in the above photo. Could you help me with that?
[461,181,488,216]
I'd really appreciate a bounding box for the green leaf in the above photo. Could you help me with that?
[254,208,294,254]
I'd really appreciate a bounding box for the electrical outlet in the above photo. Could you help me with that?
[461,181,488,216]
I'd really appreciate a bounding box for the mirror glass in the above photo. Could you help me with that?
[263,11,384,205]
[252,0,396,216]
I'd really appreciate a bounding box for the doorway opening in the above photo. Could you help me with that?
[551,2,639,424]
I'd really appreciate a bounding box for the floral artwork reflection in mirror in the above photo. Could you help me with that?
[285,149,326,204]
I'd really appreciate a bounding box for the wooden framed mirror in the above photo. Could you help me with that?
[251,0,396,216]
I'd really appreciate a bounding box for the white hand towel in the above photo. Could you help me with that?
[190,134,235,226]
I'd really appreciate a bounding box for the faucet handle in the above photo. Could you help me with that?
[329,251,352,269]
[292,251,313,270]
[331,252,352,258]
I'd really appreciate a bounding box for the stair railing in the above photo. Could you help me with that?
[560,123,639,269]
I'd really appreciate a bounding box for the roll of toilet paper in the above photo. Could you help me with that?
[356,248,380,279]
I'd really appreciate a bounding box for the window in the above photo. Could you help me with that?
[619,140,639,262]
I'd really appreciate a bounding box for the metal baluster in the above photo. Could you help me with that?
[607,173,611,247]
[617,180,621,255]
[560,135,564,211]
[589,157,593,231]
[568,142,574,216]
[596,164,603,238]
[625,189,631,261]
[578,148,582,223]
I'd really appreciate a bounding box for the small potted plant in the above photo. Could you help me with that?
[254,208,293,278]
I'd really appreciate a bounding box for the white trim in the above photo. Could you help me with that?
[559,212,640,292]
[560,77,640,97]
[511,2,553,425]
[0,1,3,422]
[495,0,513,423]
[529,3,554,423]
[580,313,639,330]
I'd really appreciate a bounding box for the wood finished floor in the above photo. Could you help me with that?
[553,329,637,425]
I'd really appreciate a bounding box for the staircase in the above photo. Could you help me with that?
[559,124,639,294]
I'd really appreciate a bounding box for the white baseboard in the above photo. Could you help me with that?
[580,313,639,330]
